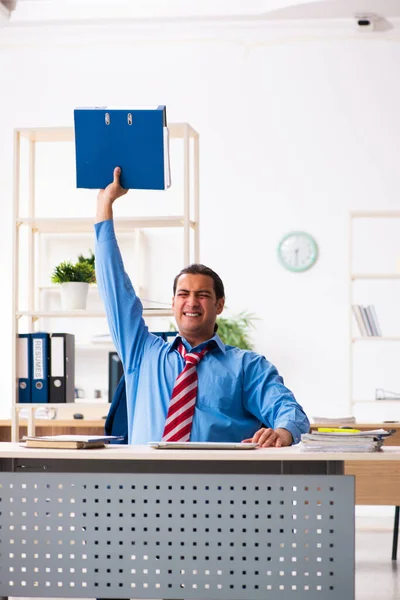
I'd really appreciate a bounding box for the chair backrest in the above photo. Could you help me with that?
[104,373,128,443]
[104,331,178,443]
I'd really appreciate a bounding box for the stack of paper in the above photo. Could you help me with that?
[300,429,393,453]
[311,415,356,425]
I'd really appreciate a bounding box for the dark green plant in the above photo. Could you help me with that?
[216,311,256,350]
[78,250,95,268]
[51,260,96,284]
[169,310,256,350]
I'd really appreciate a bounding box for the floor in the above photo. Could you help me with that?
[355,527,399,600]
[10,525,400,600]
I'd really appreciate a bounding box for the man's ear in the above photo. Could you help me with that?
[172,296,175,310]
[216,297,225,315]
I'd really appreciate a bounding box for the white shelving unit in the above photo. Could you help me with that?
[349,211,400,414]
[12,123,199,441]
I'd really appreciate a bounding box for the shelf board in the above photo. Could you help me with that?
[17,122,199,142]
[352,336,400,342]
[352,399,400,404]
[351,273,400,280]
[16,216,195,233]
[3,418,105,426]
[76,343,115,351]
[351,211,400,219]
[16,403,108,410]
[39,284,98,291]
[17,308,173,318]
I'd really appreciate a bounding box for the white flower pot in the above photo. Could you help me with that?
[59,282,89,310]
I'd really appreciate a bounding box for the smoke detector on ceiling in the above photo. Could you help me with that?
[354,13,381,31]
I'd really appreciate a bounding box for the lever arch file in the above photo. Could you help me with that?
[31,332,50,403]
[49,333,75,403]
[17,333,32,403]
[74,105,171,190]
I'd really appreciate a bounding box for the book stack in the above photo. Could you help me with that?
[352,304,381,337]
[300,429,393,453]
[21,435,124,449]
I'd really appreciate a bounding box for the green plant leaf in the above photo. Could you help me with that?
[78,250,95,267]
[51,259,96,284]
[169,310,257,350]
[216,311,256,350]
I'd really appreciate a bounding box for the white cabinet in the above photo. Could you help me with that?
[349,211,400,418]
[12,123,199,441]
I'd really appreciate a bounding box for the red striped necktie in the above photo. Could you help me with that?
[162,342,210,442]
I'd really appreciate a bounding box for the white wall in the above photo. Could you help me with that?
[1,6,400,422]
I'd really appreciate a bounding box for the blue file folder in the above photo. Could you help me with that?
[17,334,32,403]
[31,332,50,403]
[74,105,171,190]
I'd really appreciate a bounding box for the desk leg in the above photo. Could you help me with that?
[392,506,399,560]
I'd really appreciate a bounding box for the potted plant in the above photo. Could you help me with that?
[216,311,256,350]
[51,251,96,310]
[169,310,256,349]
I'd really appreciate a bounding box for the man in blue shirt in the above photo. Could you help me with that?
[95,167,310,448]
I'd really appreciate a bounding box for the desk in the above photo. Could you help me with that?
[311,423,400,504]
[0,443,362,600]
[0,420,398,505]
[0,443,360,600]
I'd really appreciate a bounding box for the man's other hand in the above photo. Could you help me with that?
[242,427,293,448]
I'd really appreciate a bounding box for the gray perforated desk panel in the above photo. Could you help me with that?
[0,445,354,599]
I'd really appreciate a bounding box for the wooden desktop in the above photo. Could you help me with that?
[0,419,398,505]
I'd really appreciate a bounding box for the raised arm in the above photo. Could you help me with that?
[95,167,151,372]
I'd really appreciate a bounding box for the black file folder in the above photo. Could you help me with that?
[17,333,32,403]
[74,105,171,190]
[108,351,124,404]
[49,333,75,403]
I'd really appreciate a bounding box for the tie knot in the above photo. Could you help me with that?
[178,342,212,366]
[185,351,205,366]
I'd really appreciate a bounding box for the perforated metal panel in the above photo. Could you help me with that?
[0,472,354,599]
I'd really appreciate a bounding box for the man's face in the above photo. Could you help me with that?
[172,273,225,346]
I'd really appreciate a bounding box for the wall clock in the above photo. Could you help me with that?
[277,231,318,272]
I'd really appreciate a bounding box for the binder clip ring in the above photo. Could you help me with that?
[105,112,110,125]
[127,113,132,125]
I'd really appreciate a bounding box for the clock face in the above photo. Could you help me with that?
[277,231,318,272]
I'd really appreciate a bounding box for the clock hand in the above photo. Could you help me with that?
[295,248,299,266]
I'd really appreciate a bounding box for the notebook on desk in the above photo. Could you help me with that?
[21,435,125,449]
[149,442,258,450]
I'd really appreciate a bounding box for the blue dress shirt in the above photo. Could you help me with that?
[95,220,310,445]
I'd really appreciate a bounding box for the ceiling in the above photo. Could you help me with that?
[2,0,400,24]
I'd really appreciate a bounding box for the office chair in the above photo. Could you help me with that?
[104,331,177,444]
[104,373,128,444]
